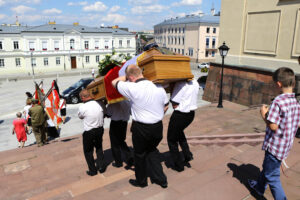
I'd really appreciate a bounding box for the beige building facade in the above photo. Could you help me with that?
[154,14,220,63]
[216,0,300,72]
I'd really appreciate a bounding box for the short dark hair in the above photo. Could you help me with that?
[272,67,295,87]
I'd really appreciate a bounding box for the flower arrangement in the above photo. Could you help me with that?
[98,50,132,76]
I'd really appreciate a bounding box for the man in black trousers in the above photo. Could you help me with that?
[107,100,134,168]
[112,64,169,188]
[78,89,106,176]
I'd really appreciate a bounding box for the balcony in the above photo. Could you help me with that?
[42,48,47,51]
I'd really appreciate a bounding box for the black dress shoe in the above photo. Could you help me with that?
[185,154,194,163]
[86,170,97,176]
[112,162,123,168]
[129,179,148,188]
[172,163,184,172]
[151,180,168,188]
[98,165,107,173]
[126,158,134,167]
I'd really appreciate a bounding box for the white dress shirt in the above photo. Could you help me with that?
[117,79,168,124]
[78,100,104,131]
[107,100,131,121]
[171,79,199,113]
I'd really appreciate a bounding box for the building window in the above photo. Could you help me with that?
[183,37,185,45]
[212,51,215,57]
[13,41,19,50]
[119,40,122,47]
[112,40,114,48]
[178,49,180,54]
[56,57,60,65]
[31,58,36,67]
[84,41,89,49]
[29,41,35,51]
[70,39,75,49]
[189,48,193,56]
[212,37,216,49]
[86,56,89,63]
[42,41,47,51]
[172,28,173,33]
[179,28,181,33]
[171,38,173,44]
[175,28,177,33]
[96,55,100,62]
[205,50,209,57]
[206,27,210,33]
[0,41,2,50]
[174,49,176,53]
[182,49,184,55]
[44,58,48,66]
[183,28,185,33]
[0,59,4,67]
[54,41,59,50]
[127,40,130,47]
[15,58,21,67]
[213,28,216,34]
[178,37,180,45]
[105,40,109,49]
[175,37,177,45]
[206,37,210,48]
[95,40,99,49]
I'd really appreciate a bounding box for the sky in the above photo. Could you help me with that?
[0,0,221,31]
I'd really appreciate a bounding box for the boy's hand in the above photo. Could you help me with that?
[260,104,269,119]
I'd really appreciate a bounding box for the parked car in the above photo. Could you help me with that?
[197,63,210,72]
[62,78,94,104]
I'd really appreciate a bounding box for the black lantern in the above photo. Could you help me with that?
[217,42,229,108]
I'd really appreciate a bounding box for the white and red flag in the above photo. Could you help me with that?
[45,80,62,127]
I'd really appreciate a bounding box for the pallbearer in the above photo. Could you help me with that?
[112,64,168,188]
[167,79,199,172]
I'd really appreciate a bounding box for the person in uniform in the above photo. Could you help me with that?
[167,79,199,172]
[78,89,106,176]
[29,99,47,147]
[112,64,169,188]
[107,100,134,168]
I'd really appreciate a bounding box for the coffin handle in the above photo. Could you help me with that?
[92,87,99,95]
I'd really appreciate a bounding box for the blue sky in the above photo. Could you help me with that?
[0,0,220,31]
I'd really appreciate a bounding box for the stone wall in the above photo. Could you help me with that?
[203,63,300,106]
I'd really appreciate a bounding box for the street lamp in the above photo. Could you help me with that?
[217,42,229,108]
[30,51,35,78]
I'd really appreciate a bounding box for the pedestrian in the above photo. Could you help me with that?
[167,79,199,172]
[107,100,134,168]
[29,98,47,147]
[78,89,106,176]
[112,64,169,188]
[59,98,67,123]
[23,98,32,134]
[12,112,27,148]
[92,68,95,79]
[248,67,300,199]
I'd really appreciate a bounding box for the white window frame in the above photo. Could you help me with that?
[96,55,99,62]
[119,40,122,48]
[56,57,60,65]
[127,40,130,47]
[54,41,59,50]
[29,41,35,51]
[15,58,21,67]
[95,40,99,49]
[84,41,89,49]
[0,59,4,67]
[86,56,89,63]
[0,41,2,50]
[70,39,75,49]
[13,41,19,50]
[42,41,47,51]
[31,58,36,67]
[44,58,48,66]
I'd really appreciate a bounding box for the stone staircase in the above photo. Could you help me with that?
[0,131,299,200]
[1,102,299,200]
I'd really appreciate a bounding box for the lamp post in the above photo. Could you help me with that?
[217,42,229,108]
[30,51,35,78]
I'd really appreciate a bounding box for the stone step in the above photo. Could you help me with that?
[27,170,134,200]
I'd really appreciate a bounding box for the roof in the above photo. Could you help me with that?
[0,24,133,35]
[154,15,220,27]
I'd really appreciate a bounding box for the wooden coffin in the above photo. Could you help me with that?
[137,48,194,84]
[86,76,106,100]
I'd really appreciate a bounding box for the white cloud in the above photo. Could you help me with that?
[172,0,202,7]
[109,5,120,13]
[11,5,35,14]
[102,13,126,24]
[43,8,62,15]
[128,0,154,5]
[131,4,168,14]
[67,1,87,6]
[0,0,5,6]
[0,14,6,19]
[83,1,107,12]
[18,14,42,23]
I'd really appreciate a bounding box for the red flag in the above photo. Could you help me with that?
[45,80,62,127]
[104,65,125,104]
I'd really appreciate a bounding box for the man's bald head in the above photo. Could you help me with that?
[79,89,92,102]
[125,64,143,82]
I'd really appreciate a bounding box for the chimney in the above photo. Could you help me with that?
[73,22,79,26]
[48,21,56,25]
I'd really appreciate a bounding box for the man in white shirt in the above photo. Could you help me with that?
[78,89,106,176]
[167,79,199,172]
[112,64,168,188]
[107,100,134,168]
